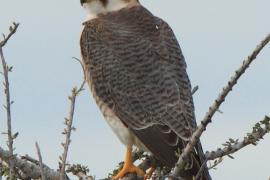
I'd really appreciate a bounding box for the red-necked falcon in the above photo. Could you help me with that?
[80,0,211,179]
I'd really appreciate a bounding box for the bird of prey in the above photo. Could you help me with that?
[80,0,211,179]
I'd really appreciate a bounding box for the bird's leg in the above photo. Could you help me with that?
[113,146,145,179]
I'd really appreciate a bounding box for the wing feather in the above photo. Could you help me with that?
[81,4,198,168]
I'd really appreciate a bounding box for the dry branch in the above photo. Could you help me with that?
[0,22,20,180]
[193,116,270,179]
[0,22,19,47]
[172,33,270,177]
[59,87,78,180]
[0,21,87,179]
[206,116,270,161]
[59,58,86,180]
[0,146,59,180]
[21,154,50,171]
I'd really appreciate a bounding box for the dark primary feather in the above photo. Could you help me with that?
[80,6,211,180]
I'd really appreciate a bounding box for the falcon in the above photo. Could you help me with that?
[80,0,211,179]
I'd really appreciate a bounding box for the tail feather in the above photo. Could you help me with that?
[177,151,209,180]
[195,140,212,180]
[133,126,211,180]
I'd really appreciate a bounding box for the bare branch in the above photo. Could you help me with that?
[0,22,19,48]
[191,85,199,95]
[194,116,270,180]
[206,116,270,161]
[35,142,45,180]
[172,33,270,177]
[60,58,86,180]
[21,154,49,170]
[0,22,20,180]
[0,146,60,179]
[72,57,87,92]
[207,158,223,171]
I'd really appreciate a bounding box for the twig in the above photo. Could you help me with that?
[21,154,50,169]
[191,85,199,95]
[207,158,223,170]
[0,22,19,48]
[191,107,269,178]
[59,88,77,180]
[194,117,270,180]
[72,57,87,91]
[35,142,45,180]
[0,22,20,180]
[172,33,270,177]
[59,58,86,180]
[67,164,93,180]
[0,146,60,179]
[206,116,270,161]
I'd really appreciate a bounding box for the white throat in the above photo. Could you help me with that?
[83,1,106,20]
[106,0,129,12]
[83,0,138,21]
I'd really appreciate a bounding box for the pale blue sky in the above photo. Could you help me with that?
[0,0,270,179]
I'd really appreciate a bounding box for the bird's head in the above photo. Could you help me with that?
[81,0,139,20]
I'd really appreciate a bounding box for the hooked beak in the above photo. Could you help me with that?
[80,0,86,6]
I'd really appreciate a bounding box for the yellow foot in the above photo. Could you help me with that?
[113,163,145,179]
[113,147,145,179]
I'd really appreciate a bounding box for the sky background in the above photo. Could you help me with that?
[0,0,270,179]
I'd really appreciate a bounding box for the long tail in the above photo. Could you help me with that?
[195,140,212,180]
[133,125,212,179]
[177,140,212,180]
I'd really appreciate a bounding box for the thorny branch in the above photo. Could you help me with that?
[21,154,50,170]
[0,23,88,180]
[207,158,223,171]
[0,22,19,47]
[206,116,270,161]
[0,141,93,180]
[193,116,270,179]
[0,22,20,180]
[171,33,270,177]
[0,146,59,179]
[59,57,86,180]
